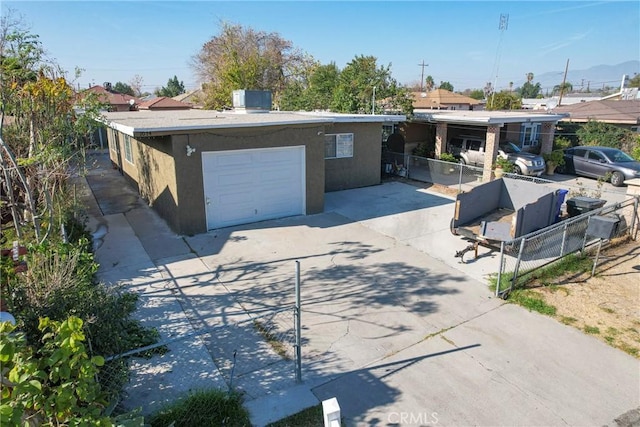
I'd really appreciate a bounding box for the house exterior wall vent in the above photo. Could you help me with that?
[232,90,272,113]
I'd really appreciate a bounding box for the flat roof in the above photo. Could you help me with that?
[413,109,568,125]
[102,109,406,137]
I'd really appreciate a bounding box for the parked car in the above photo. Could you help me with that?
[557,146,640,187]
[448,136,545,176]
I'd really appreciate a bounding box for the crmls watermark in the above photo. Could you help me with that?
[387,411,439,425]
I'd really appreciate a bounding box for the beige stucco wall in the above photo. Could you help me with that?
[324,122,383,192]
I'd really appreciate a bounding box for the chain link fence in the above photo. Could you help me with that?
[494,197,638,297]
[99,305,299,422]
[383,151,630,200]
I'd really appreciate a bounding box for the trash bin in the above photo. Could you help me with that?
[566,196,606,217]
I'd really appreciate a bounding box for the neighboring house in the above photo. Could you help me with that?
[104,102,404,235]
[173,89,205,109]
[404,110,566,181]
[83,85,141,112]
[553,99,640,132]
[522,96,603,110]
[411,89,481,111]
[138,97,192,111]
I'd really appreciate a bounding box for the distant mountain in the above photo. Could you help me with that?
[535,61,639,93]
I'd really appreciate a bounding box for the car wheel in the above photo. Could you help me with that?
[514,165,523,175]
[610,171,625,187]
[458,157,466,165]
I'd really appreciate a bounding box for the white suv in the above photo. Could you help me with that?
[448,136,546,177]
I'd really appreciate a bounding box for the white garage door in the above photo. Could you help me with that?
[202,146,306,230]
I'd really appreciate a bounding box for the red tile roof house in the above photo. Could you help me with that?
[138,97,192,111]
[84,85,141,112]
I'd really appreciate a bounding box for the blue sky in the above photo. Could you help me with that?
[4,1,639,94]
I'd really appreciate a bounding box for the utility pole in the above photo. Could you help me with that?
[418,60,428,92]
[490,13,508,109]
[558,58,570,107]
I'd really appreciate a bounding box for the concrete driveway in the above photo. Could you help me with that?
[83,153,639,426]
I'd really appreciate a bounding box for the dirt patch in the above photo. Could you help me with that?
[530,238,640,358]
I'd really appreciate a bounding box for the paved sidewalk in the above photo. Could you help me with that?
[77,151,640,426]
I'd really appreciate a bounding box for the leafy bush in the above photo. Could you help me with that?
[576,120,635,151]
[0,317,112,426]
[148,389,250,427]
[494,156,516,172]
[553,136,573,151]
[543,150,565,166]
[439,152,457,163]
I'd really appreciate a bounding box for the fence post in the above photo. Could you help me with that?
[458,163,463,194]
[560,222,568,257]
[294,260,302,383]
[510,237,527,293]
[496,241,505,297]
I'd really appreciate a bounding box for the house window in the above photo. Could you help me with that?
[109,128,119,153]
[521,123,541,147]
[123,133,133,164]
[325,133,354,159]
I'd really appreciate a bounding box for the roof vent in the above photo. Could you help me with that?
[232,90,272,113]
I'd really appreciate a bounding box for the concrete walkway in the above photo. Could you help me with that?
[78,151,640,426]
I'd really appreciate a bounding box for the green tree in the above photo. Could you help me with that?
[192,22,309,110]
[576,120,636,152]
[438,81,453,91]
[280,62,339,111]
[553,81,573,96]
[517,81,542,98]
[331,55,412,115]
[486,91,522,110]
[628,74,640,88]
[113,81,134,96]
[468,89,485,100]
[155,75,185,97]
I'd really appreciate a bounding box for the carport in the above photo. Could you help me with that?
[406,110,566,181]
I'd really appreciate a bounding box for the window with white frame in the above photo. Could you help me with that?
[123,133,134,164]
[109,128,118,153]
[521,123,541,147]
[324,133,354,159]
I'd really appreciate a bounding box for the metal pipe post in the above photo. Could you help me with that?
[511,237,527,293]
[295,260,302,383]
[496,241,505,297]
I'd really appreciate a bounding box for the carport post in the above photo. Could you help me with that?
[457,164,463,194]
[295,260,302,383]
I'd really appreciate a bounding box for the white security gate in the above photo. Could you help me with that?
[202,146,306,229]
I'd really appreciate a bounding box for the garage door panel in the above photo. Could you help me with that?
[258,168,297,184]
[214,152,254,167]
[215,171,255,187]
[202,147,305,229]
[217,189,254,205]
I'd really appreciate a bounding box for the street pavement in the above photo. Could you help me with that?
[79,151,639,426]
